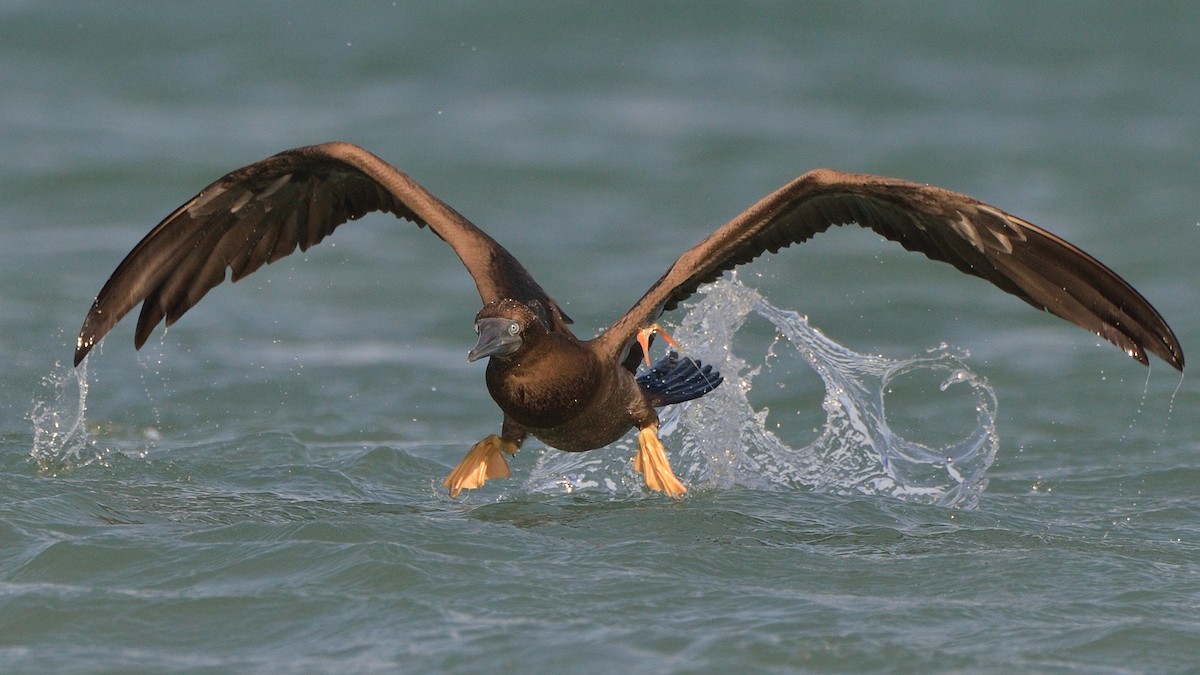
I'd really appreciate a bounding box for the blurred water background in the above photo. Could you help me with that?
[2,2,1198,672]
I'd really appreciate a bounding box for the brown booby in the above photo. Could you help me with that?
[73,142,1185,498]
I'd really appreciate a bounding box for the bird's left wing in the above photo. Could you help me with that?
[598,169,1183,371]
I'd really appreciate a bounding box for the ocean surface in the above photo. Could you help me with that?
[2,2,1198,672]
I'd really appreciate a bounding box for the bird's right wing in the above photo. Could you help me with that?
[75,142,571,365]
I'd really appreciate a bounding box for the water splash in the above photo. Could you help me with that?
[528,276,999,508]
[28,358,107,473]
[35,279,998,507]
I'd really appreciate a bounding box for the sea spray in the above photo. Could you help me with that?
[528,276,999,508]
[28,358,104,474]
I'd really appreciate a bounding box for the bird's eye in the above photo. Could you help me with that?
[508,322,520,336]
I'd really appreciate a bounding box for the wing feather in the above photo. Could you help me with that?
[75,142,568,365]
[599,169,1183,370]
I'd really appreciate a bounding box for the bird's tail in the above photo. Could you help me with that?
[636,351,723,407]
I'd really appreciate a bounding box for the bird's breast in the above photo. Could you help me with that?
[484,343,599,429]
[484,342,646,452]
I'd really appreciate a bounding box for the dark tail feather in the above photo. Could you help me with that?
[636,351,723,407]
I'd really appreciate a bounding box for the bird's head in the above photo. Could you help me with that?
[467,299,546,362]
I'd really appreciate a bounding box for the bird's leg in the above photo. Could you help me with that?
[636,323,680,366]
[634,422,687,498]
[443,434,521,498]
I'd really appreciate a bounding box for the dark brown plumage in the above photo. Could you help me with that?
[74,142,1185,497]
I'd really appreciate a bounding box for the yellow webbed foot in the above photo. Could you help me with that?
[636,323,680,366]
[634,424,687,498]
[443,434,519,498]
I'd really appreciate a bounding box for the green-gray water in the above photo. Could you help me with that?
[3,3,1198,672]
